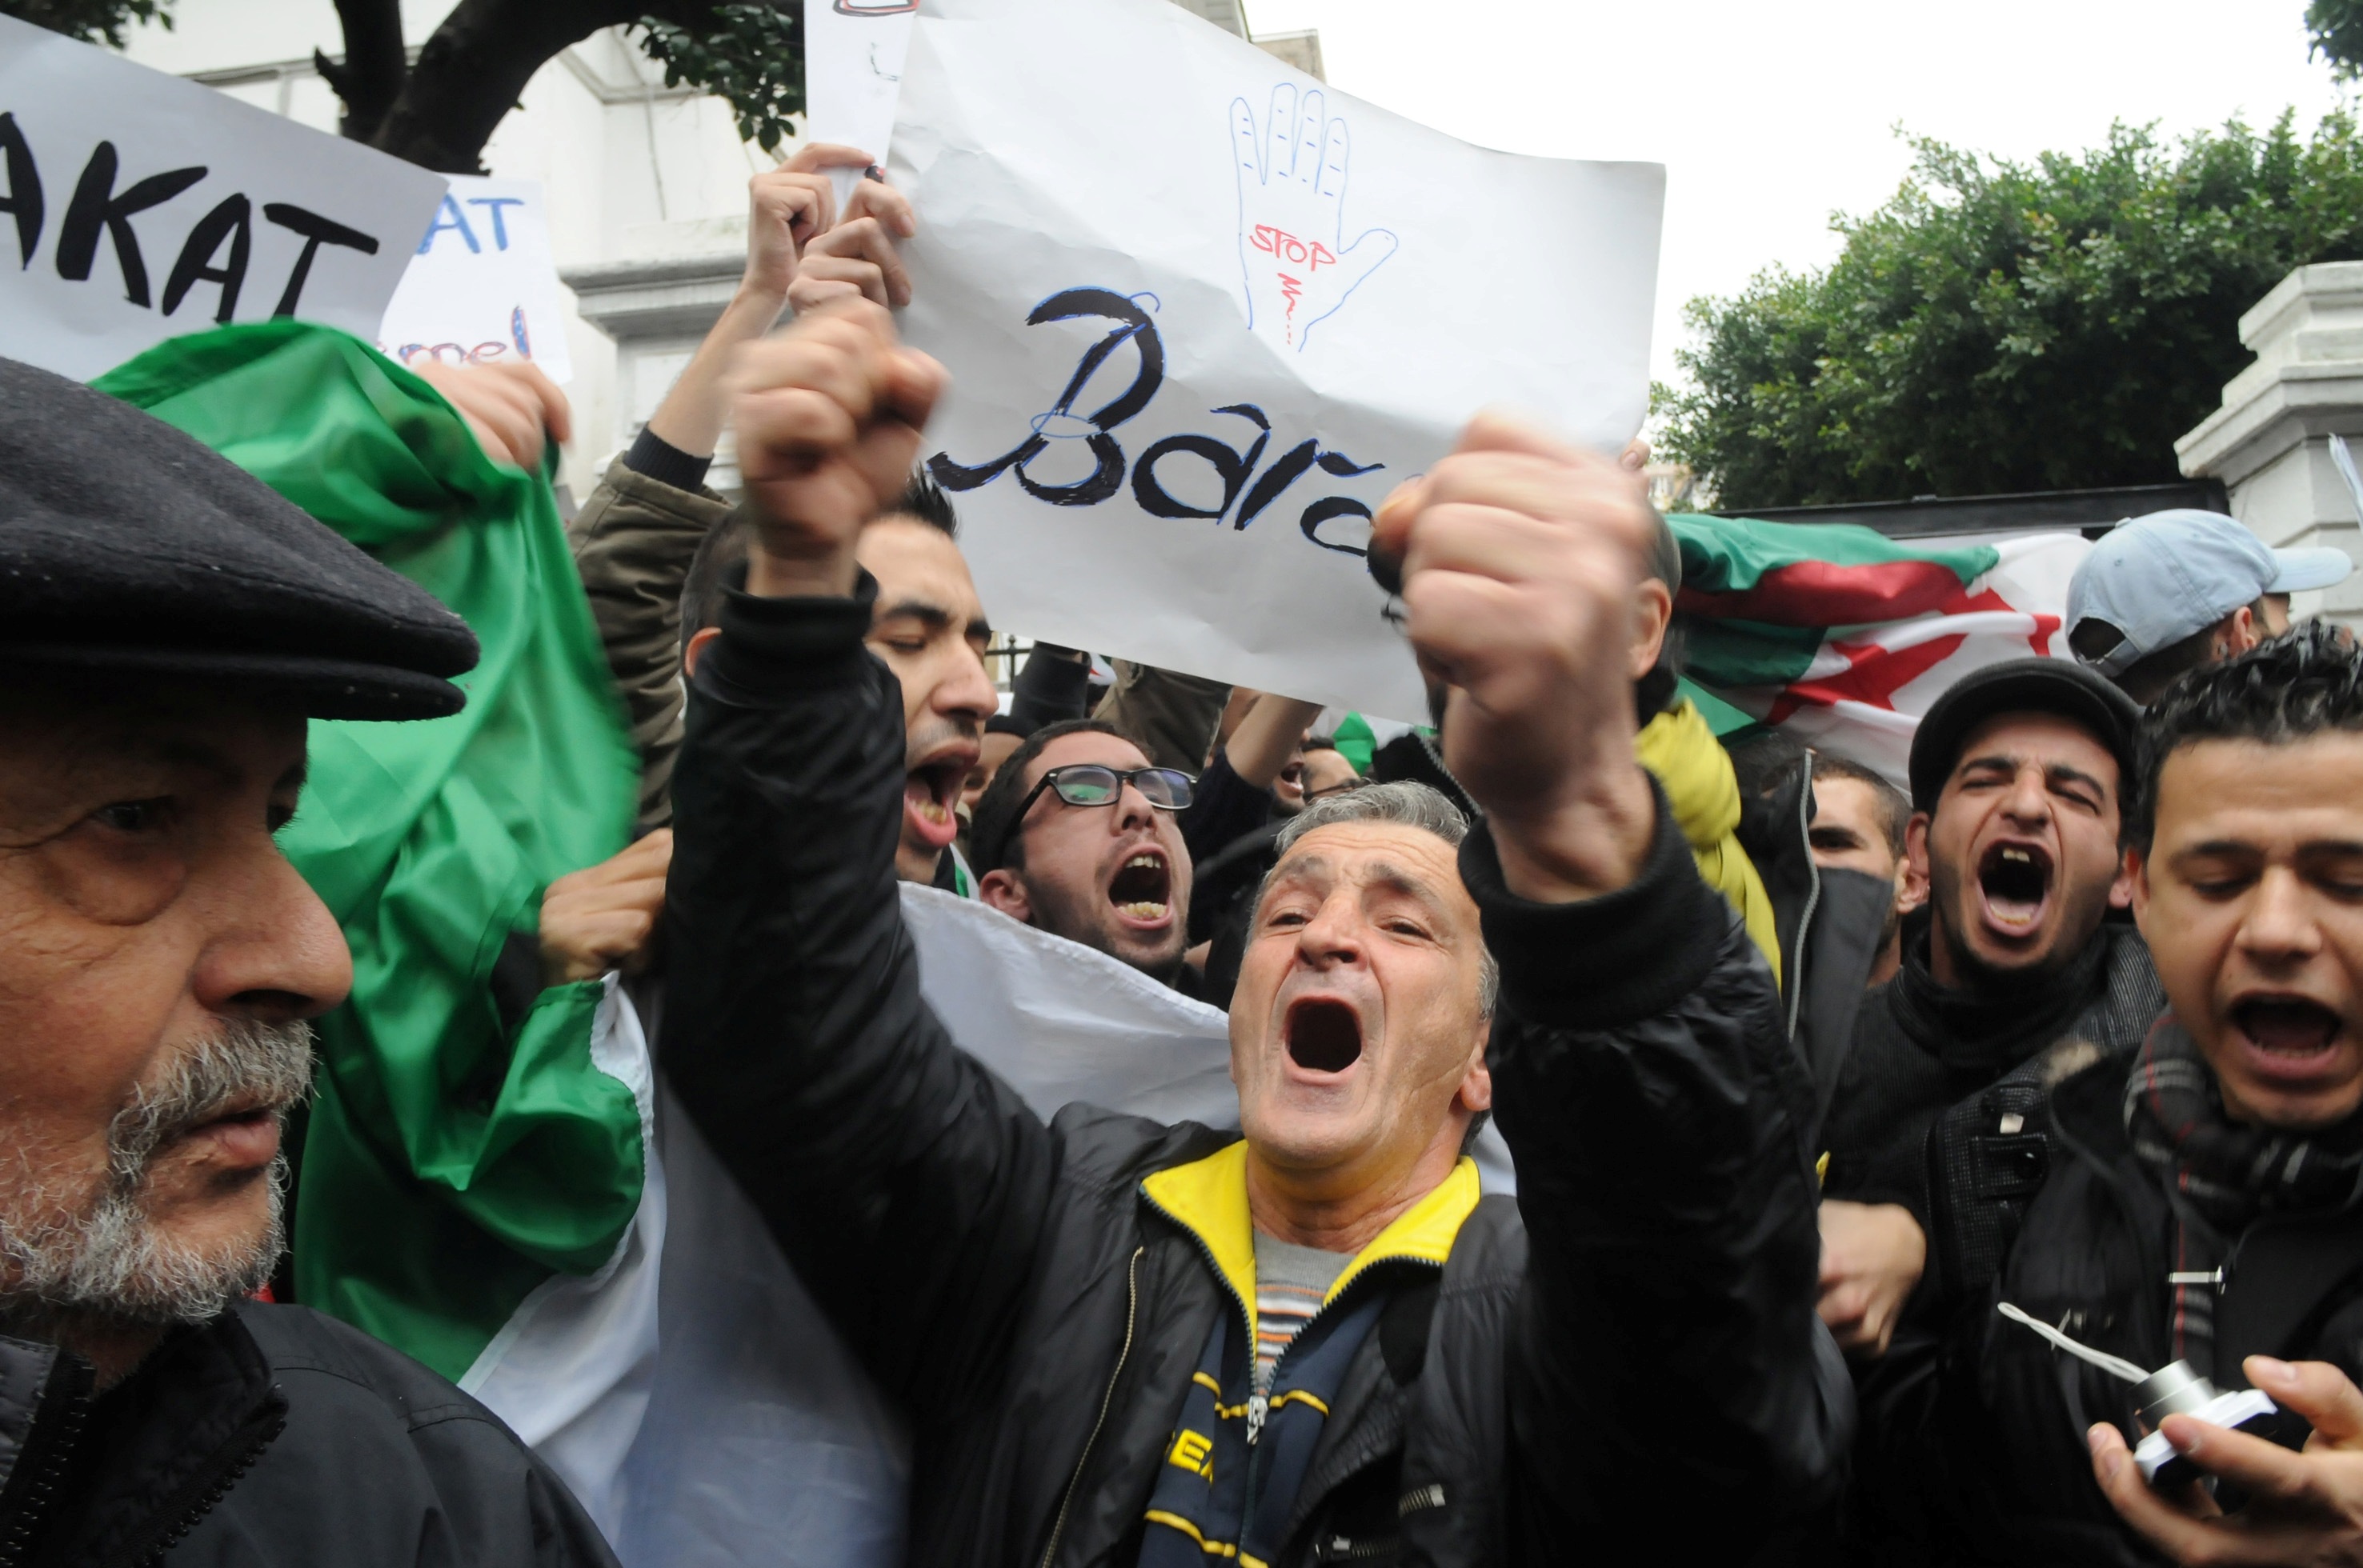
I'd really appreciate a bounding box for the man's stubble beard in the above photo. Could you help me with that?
[0,1018,314,1342]
[1927,855,2111,995]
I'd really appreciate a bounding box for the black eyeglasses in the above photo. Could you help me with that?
[987,763,1194,867]
[1018,763,1192,816]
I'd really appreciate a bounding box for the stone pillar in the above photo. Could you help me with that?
[561,254,747,489]
[2177,262,2363,630]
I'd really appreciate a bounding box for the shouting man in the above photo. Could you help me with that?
[659,300,1848,1566]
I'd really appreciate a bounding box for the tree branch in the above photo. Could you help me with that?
[318,0,409,144]
[367,0,687,174]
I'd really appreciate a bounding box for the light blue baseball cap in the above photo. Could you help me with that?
[2066,510,2353,678]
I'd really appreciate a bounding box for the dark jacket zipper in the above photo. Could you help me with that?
[0,1386,89,1568]
[103,1396,285,1568]
[1787,749,1819,1042]
[1039,1248,1143,1568]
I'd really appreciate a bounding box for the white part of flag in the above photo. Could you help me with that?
[891,0,1664,721]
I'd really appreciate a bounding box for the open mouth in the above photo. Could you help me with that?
[1107,850,1171,925]
[903,755,969,850]
[2233,996,2344,1061]
[1284,997,1364,1074]
[1977,841,2053,934]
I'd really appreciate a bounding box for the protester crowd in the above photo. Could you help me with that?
[7,134,2363,1568]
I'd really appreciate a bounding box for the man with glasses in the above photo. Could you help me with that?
[967,718,1202,989]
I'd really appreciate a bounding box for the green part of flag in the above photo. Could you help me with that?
[98,322,643,1381]
[1676,678,1757,737]
[1684,614,1829,693]
[1329,712,1376,775]
[1664,512,1997,594]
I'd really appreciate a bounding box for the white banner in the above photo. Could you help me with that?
[803,0,918,208]
[378,175,573,383]
[0,14,445,382]
[892,0,1664,720]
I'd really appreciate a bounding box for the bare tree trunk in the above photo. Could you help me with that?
[314,0,407,143]
[358,0,715,174]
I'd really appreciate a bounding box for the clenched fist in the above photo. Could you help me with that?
[1369,411,1664,902]
[731,298,946,599]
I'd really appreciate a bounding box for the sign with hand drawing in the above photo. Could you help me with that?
[0,12,444,382]
[894,0,1663,719]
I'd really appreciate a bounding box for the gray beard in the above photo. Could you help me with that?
[0,1018,314,1336]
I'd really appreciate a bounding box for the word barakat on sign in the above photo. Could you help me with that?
[929,286,1388,558]
[0,113,378,324]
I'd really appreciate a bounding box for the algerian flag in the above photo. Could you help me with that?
[1668,514,2093,785]
[96,322,646,1384]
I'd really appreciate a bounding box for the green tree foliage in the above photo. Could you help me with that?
[1656,114,2363,509]
[0,0,169,49]
[639,3,804,155]
[2312,0,2363,78]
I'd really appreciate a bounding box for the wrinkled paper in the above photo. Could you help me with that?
[893,0,1663,718]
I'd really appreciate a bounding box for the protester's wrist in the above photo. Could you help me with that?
[1486,762,1656,904]
[747,540,860,600]
[731,278,791,323]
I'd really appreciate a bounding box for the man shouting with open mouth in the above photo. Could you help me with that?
[660,298,1850,1567]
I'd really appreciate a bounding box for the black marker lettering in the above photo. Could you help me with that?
[1299,495,1373,556]
[1131,404,1269,521]
[262,202,378,317]
[0,114,40,270]
[54,142,205,307]
[162,193,250,322]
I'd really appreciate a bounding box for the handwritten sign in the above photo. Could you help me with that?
[377,176,572,383]
[893,0,1664,719]
[0,13,444,382]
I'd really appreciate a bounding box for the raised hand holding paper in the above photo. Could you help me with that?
[0,13,444,381]
[892,0,1663,719]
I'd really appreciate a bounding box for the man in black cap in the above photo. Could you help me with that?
[0,357,617,1566]
[1816,658,2165,1362]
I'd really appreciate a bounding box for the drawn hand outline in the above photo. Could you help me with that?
[1230,84,1398,354]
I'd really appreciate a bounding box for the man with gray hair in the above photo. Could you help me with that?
[660,298,1849,1566]
[0,358,616,1565]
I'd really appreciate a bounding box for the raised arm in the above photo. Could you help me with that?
[563,146,884,833]
[1374,416,1851,1543]
[659,301,1054,1414]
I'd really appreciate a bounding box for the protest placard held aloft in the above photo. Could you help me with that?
[891,0,1664,720]
[0,13,444,382]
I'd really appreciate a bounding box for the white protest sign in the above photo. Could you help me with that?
[893,0,1663,720]
[378,176,573,382]
[803,0,917,206]
[0,13,445,382]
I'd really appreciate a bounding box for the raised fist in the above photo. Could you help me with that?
[731,298,945,598]
[1370,412,1662,900]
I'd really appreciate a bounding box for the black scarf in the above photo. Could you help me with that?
[1887,915,2107,1077]
[2123,1016,2363,1370]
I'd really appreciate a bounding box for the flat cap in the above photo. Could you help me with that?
[0,354,476,720]
[1908,657,2142,814]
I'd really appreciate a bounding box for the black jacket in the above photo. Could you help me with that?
[661,576,1852,1568]
[1734,750,1896,1142]
[1848,1057,2363,1566]
[0,1302,617,1567]
[1821,922,2162,1227]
